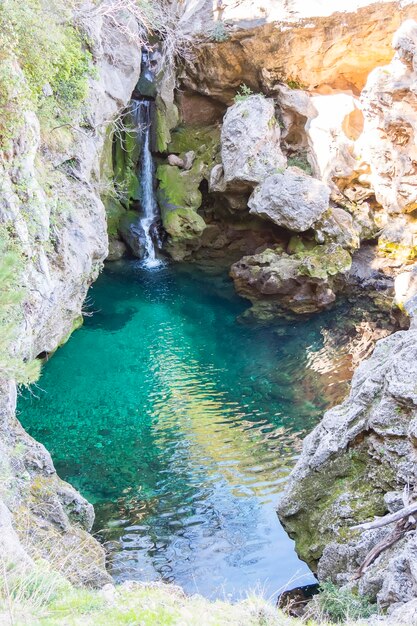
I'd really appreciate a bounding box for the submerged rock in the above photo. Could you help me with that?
[248,167,330,232]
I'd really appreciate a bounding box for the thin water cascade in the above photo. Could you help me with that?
[131,99,163,268]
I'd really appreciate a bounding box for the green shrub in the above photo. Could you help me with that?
[314,581,378,622]
[234,84,256,103]
[287,155,313,175]
[0,0,92,134]
[209,21,229,42]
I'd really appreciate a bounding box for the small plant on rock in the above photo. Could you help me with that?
[234,84,256,103]
[287,155,313,175]
[310,581,378,623]
[209,20,229,42]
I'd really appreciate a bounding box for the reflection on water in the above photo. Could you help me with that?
[18,261,371,600]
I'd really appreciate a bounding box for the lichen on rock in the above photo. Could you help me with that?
[230,243,352,318]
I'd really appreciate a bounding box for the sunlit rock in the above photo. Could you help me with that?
[248,167,330,232]
[361,19,417,214]
[230,243,351,318]
[220,95,286,188]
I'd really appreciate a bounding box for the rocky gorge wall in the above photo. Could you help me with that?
[0,2,141,585]
[4,0,417,621]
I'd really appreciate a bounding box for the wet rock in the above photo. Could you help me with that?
[118,211,146,259]
[248,167,330,232]
[163,208,206,261]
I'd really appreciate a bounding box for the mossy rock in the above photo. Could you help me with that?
[104,196,126,239]
[167,125,220,164]
[156,163,204,216]
[163,208,206,240]
[282,446,389,569]
[155,95,179,153]
[113,122,140,203]
[297,244,352,280]
[287,235,316,255]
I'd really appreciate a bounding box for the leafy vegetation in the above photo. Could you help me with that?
[209,20,229,42]
[287,155,313,175]
[0,0,92,145]
[234,84,256,103]
[0,228,41,385]
[311,581,378,623]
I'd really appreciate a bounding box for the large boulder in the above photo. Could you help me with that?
[248,167,330,232]
[230,243,351,319]
[118,211,146,259]
[219,95,286,189]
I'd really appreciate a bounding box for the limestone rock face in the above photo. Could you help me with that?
[182,2,417,102]
[0,382,110,587]
[0,10,141,586]
[277,325,417,610]
[220,95,286,188]
[360,19,417,215]
[248,167,330,232]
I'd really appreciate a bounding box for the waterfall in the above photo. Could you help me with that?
[131,99,163,268]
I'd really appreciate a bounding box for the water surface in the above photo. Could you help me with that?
[18,261,362,600]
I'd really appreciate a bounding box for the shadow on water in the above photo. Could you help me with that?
[18,260,376,601]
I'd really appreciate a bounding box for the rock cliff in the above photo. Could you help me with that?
[275,15,417,619]
[0,3,141,584]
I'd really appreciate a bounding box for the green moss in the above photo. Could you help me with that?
[297,244,352,280]
[113,124,140,204]
[287,155,312,175]
[0,0,93,144]
[284,445,391,570]
[157,164,203,214]
[155,94,179,153]
[156,124,220,248]
[105,197,127,240]
[163,208,206,240]
[167,125,220,164]
[287,236,315,255]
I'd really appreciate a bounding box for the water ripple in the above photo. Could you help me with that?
[18,262,372,600]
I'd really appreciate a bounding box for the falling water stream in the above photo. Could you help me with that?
[131,99,162,268]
